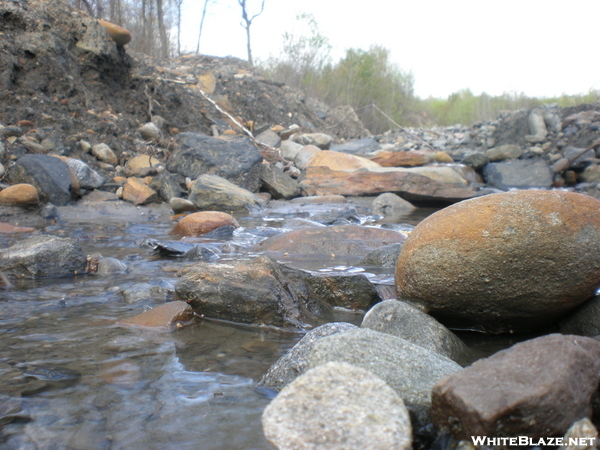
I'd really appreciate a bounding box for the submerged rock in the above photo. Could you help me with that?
[431,334,600,440]
[262,362,412,450]
[395,190,600,333]
[0,235,86,278]
[119,301,195,331]
[254,225,406,258]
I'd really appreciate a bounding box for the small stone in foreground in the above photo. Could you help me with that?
[262,361,412,450]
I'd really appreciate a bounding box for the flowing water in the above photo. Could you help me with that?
[0,199,526,449]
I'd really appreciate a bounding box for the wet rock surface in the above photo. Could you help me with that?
[175,256,314,328]
[0,234,87,279]
[395,190,600,333]
[253,225,406,258]
[431,334,600,440]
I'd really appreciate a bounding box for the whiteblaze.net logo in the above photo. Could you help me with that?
[471,436,597,447]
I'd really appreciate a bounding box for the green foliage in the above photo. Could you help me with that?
[417,89,600,126]
[260,13,331,96]
[319,46,414,134]
[261,14,599,131]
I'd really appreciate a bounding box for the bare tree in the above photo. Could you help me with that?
[237,0,265,65]
[196,0,215,54]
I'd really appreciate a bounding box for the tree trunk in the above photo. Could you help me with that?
[245,25,253,65]
[156,0,169,58]
[196,0,210,54]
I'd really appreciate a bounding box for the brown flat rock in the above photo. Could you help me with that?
[253,225,406,257]
[119,301,194,331]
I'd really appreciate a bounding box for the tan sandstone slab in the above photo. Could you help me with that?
[299,166,475,203]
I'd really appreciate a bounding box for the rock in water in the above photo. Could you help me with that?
[0,235,87,278]
[175,256,311,328]
[119,301,194,331]
[262,362,412,450]
[395,190,600,333]
[171,211,239,237]
[431,334,600,440]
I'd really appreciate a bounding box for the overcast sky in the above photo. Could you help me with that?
[179,0,599,99]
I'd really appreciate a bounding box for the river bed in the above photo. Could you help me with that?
[0,198,535,449]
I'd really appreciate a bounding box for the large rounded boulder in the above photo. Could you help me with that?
[395,190,600,333]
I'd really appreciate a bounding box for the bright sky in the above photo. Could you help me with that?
[179,0,599,99]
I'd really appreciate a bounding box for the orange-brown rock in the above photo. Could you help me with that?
[119,301,194,331]
[370,151,432,167]
[0,184,39,206]
[395,190,600,333]
[433,151,454,163]
[306,150,381,171]
[126,155,160,170]
[97,19,132,46]
[171,211,239,237]
[121,177,159,205]
[299,166,476,203]
[0,222,35,233]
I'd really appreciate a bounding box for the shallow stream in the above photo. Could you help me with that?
[0,199,534,449]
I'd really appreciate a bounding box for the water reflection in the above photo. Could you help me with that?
[0,202,439,448]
